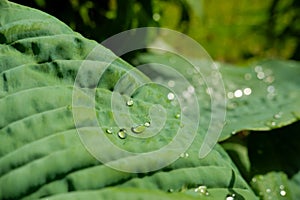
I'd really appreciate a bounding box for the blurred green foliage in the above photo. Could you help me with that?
[11,0,300,63]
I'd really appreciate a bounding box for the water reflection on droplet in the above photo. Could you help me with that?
[279,185,285,190]
[267,85,275,93]
[118,128,127,139]
[264,75,275,84]
[167,92,175,101]
[234,89,243,98]
[225,193,236,200]
[227,92,234,99]
[273,112,282,119]
[257,71,265,79]
[175,114,181,119]
[280,190,287,196]
[188,85,195,94]
[126,99,134,106]
[144,122,151,127]
[255,65,263,72]
[106,128,113,134]
[131,124,146,134]
[180,152,189,158]
[195,185,209,195]
[243,88,252,96]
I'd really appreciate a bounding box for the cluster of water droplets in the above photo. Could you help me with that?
[251,176,288,199]
[194,185,209,196]
[105,92,183,140]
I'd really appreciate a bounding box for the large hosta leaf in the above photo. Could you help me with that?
[0,1,259,200]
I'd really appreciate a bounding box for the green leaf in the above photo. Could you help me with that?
[0,1,258,200]
[250,172,292,200]
[137,52,300,140]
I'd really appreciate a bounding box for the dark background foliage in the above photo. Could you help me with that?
[11,0,300,63]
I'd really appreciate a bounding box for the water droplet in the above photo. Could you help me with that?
[257,71,265,79]
[126,99,134,107]
[175,113,181,119]
[226,193,236,200]
[264,75,275,84]
[234,89,243,98]
[244,73,252,80]
[252,177,257,183]
[195,185,209,195]
[266,188,271,193]
[106,128,113,134]
[180,152,189,158]
[168,80,175,87]
[280,190,287,196]
[118,129,127,139]
[144,122,151,127]
[255,65,263,72]
[66,105,72,110]
[266,120,277,127]
[188,85,195,93]
[227,92,234,99]
[279,185,285,190]
[273,112,282,119]
[243,88,252,96]
[267,85,275,93]
[131,124,146,134]
[167,92,175,101]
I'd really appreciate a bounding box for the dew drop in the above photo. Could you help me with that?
[252,177,257,183]
[280,190,287,196]
[118,129,127,139]
[195,185,209,195]
[243,88,252,96]
[167,92,175,101]
[279,185,285,190]
[106,128,113,134]
[188,85,195,93]
[144,122,151,127]
[234,89,243,98]
[66,105,72,110]
[255,65,263,72]
[226,193,236,200]
[131,124,146,134]
[244,73,252,80]
[266,188,271,193]
[175,113,181,119]
[267,85,275,93]
[180,152,189,158]
[126,99,134,107]
[273,112,282,119]
[257,71,265,80]
[227,92,234,99]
